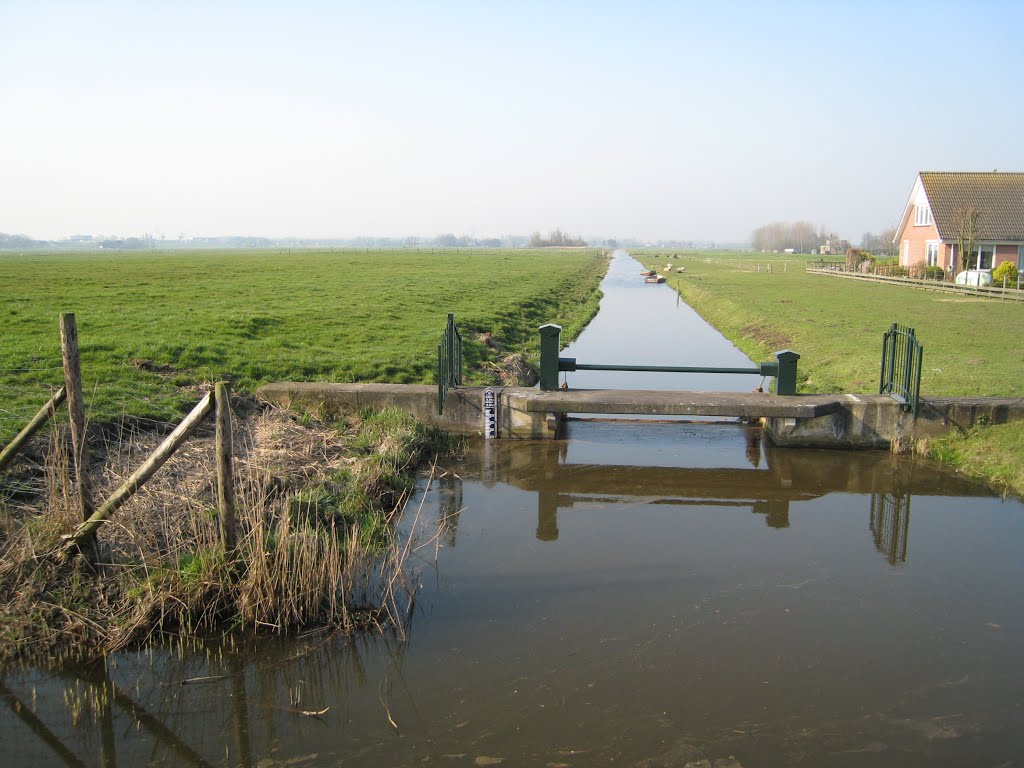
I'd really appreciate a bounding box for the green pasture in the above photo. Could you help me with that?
[635,250,1022,398]
[1,248,608,441]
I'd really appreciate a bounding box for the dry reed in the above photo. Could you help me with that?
[0,400,448,666]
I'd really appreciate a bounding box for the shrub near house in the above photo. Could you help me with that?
[992,261,1019,286]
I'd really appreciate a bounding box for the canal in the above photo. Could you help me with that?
[3,252,1023,766]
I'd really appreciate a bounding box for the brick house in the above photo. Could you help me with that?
[894,171,1024,274]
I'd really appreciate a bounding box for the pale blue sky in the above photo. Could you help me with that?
[2,1,1023,243]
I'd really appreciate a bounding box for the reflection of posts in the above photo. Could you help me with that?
[537,489,559,541]
[753,499,790,528]
[745,427,761,469]
[0,680,88,768]
[97,662,116,768]
[228,653,254,768]
[438,471,464,546]
[870,492,910,565]
[107,683,215,768]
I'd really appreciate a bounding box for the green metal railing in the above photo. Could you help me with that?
[538,323,800,395]
[879,322,923,416]
[437,313,462,415]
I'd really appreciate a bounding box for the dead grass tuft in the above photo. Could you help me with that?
[0,399,446,667]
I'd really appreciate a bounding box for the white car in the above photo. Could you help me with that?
[954,270,993,286]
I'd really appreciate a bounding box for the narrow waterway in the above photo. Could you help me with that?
[559,250,759,394]
[4,253,1023,767]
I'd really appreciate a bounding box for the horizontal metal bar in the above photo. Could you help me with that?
[570,363,765,375]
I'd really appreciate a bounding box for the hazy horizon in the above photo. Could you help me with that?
[3,1,1023,244]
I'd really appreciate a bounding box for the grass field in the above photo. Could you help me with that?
[1,248,608,442]
[635,249,1024,495]
[635,250,1023,398]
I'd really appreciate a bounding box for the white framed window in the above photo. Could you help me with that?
[926,242,939,266]
[914,205,932,226]
[977,245,994,270]
[902,240,909,265]
[1018,245,1023,271]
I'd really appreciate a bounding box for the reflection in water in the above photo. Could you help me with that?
[752,499,790,529]
[0,679,87,768]
[2,423,1022,768]
[871,492,911,565]
[438,426,979,564]
[436,469,464,547]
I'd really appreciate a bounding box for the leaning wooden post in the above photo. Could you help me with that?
[60,313,94,521]
[59,392,214,559]
[215,382,237,555]
[0,387,67,473]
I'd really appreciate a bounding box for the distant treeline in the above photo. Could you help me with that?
[750,221,834,253]
[0,232,54,249]
[750,221,897,256]
[528,228,587,247]
[2,230,718,252]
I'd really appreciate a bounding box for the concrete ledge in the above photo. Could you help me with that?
[764,394,1024,448]
[506,389,841,418]
[258,382,1024,448]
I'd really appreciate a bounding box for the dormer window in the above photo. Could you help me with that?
[914,204,932,226]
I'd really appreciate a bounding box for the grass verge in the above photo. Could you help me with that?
[634,249,1024,497]
[925,421,1024,496]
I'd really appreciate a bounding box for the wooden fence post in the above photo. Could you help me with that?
[60,313,93,522]
[0,387,67,473]
[59,392,214,559]
[215,382,237,555]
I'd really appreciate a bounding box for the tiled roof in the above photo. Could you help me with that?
[920,172,1024,242]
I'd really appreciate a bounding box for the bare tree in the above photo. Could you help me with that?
[750,221,823,252]
[954,206,981,271]
[879,226,897,256]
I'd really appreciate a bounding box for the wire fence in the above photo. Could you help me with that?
[806,261,1024,302]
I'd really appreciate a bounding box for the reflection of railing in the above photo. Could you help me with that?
[437,313,462,415]
[538,323,800,394]
[870,492,910,565]
[1,662,225,768]
[880,322,923,416]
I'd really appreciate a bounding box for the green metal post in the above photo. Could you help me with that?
[539,324,562,390]
[446,313,457,386]
[879,328,889,394]
[774,350,800,395]
[437,344,444,414]
[901,325,915,408]
[883,323,898,395]
[912,344,923,416]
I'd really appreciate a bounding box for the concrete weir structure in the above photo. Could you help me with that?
[257,382,1024,449]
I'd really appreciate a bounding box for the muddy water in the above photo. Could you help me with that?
[4,254,1024,767]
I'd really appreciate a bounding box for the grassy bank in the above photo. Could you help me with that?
[1,248,608,442]
[0,402,453,665]
[635,250,1024,496]
[1,247,609,664]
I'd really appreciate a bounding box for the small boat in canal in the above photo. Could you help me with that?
[644,274,666,283]
[640,269,656,276]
